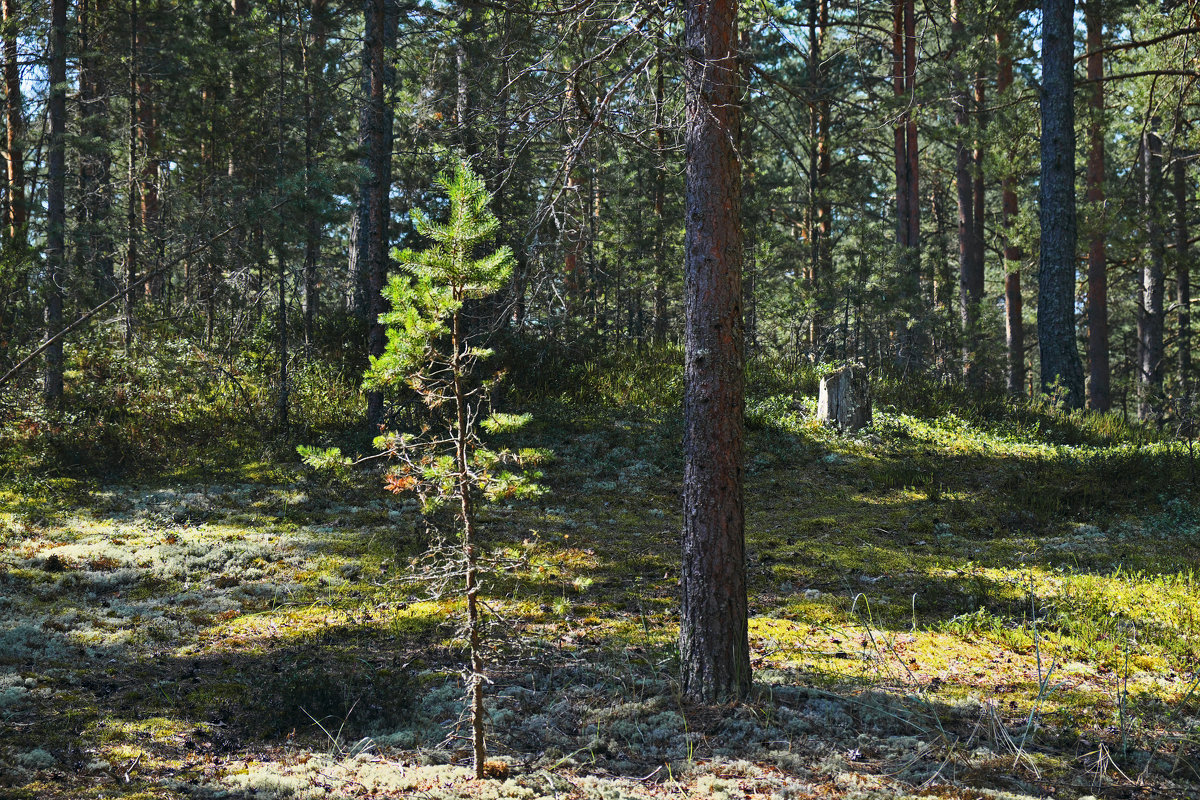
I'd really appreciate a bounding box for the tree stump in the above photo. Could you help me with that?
[817,366,871,432]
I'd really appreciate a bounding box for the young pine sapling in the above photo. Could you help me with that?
[300,160,545,778]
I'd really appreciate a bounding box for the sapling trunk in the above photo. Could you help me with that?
[302,160,524,781]
[451,283,486,779]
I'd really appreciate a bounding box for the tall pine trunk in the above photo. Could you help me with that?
[138,5,160,300]
[680,0,749,704]
[1139,129,1165,419]
[951,0,981,386]
[1175,136,1190,390]
[891,0,920,358]
[124,0,139,347]
[740,28,756,355]
[1038,0,1084,407]
[998,30,1024,396]
[45,0,67,401]
[350,0,398,426]
[2,0,28,346]
[77,0,115,295]
[652,37,668,344]
[2,0,24,244]
[971,72,986,383]
[300,0,326,351]
[1084,4,1108,410]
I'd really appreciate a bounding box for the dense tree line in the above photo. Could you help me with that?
[1,0,1198,705]
[1,0,1197,418]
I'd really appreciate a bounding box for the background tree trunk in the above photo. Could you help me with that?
[124,0,139,347]
[680,0,749,704]
[998,29,1024,396]
[952,0,981,386]
[1175,136,1190,391]
[652,38,668,345]
[2,0,28,347]
[1139,129,1165,419]
[44,0,67,401]
[1085,4,1108,410]
[1037,0,1085,407]
[353,0,398,427]
[77,0,115,295]
[3,0,25,243]
[891,0,920,358]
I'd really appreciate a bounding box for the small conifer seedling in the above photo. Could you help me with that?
[301,159,544,779]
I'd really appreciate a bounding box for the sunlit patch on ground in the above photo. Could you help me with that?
[4,386,1200,798]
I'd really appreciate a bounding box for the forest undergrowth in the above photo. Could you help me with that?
[3,345,1200,799]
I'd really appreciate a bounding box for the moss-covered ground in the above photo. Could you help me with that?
[4,353,1200,798]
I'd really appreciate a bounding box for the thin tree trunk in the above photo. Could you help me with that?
[740,27,756,355]
[807,0,821,348]
[139,4,160,300]
[301,0,326,351]
[891,0,920,356]
[903,0,919,263]
[971,71,986,361]
[680,0,749,704]
[1139,129,1165,419]
[275,0,288,431]
[2,0,28,347]
[817,0,832,335]
[44,0,67,401]
[77,0,115,295]
[1038,0,1085,407]
[998,29,1024,396]
[1175,136,1190,390]
[892,0,908,249]
[1085,4,1108,410]
[124,0,139,348]
[355,0,398,426]
[450,297,486,779]
[652,36,668,345]
[952,0,981,386]
[2,0,25,244]
[455,0,479,157]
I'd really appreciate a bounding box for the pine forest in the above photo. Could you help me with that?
[4,1,1200,797]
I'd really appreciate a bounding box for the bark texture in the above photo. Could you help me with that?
[349,0,398,426]
[1037,0,1084,408]
[124,0,138,347]
[77,0,115,294]
[951,0,982,386]
[817,366,871,432]
[1139,129,1165,419]
[680,0,749,704]
[3,0,25,242]
[45,0,67,401]
[652,38,668,344]
[1175,139,1190,390]
[1085,5,1108,410]
[891,0,920,357]
[998,29,1024,396]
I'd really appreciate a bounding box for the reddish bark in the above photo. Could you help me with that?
[2,0,25,242]
[680,0,749,704]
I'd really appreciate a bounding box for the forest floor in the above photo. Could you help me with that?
[4,363,1200,799]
